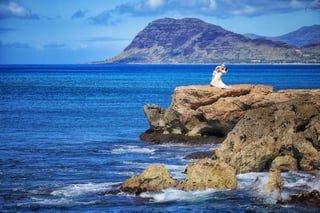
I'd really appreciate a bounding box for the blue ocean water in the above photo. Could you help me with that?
[0,64,320,212]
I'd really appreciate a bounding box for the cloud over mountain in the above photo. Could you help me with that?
[90,0,319,25]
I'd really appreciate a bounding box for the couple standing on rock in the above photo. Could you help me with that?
[210,63,231,88]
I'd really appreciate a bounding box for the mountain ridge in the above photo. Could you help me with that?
[102,18,320,64]
[244,25,320,47]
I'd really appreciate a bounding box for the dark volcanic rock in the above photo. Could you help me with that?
[184,151,214,160]
[140,129,224,144]
[279,190,320,207]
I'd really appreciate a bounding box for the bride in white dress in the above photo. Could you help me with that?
[210,64,230,88]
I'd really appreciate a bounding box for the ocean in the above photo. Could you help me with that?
[1,64,320,212]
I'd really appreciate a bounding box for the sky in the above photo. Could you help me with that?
[0,0,319,64]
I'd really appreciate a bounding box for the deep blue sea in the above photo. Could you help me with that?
[1,64,320,212]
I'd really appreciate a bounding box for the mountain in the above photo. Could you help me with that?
[244,25,320,47]
[272,25,320,47]
[243,33,265,40]
[104,18,320,64]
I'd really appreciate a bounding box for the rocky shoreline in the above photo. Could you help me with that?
[123,84,320,205]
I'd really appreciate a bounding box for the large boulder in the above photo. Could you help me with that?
[142,85,275,140]
[178,158,237,191]
[120,165,178,195]
[215,98,320,173]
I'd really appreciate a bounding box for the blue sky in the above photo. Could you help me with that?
[0,0,319,64]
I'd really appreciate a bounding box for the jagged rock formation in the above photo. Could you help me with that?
[142,84,320,173]
[104,18,320,64]
[121,84,319,197]
[142,85,300,139]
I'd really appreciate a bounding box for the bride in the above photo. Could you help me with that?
[210,64,230,88]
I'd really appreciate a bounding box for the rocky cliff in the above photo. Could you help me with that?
[121,84,320,197]
[142,85,313,138]
[104,18,320,64]
[141,84,320,172]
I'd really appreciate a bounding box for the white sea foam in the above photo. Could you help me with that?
[28,182,120,207]
[237,171,320,204]
[237,172,280,204]
[282,171,320,191]
[140,188,219,203]
[111,145,156,154]
[237,172,268,189]
[30,197,99,206]
[166,164,187,180]
[121,162,186,179]
[50,182,118,197]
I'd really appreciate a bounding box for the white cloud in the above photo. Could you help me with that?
[209,0,217,10]
[146,0,165,9]
[90,0,320,25]
[231,5,256,16]
[0,0,39,19]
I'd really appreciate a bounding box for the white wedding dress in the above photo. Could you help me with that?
[210,70,230,88]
